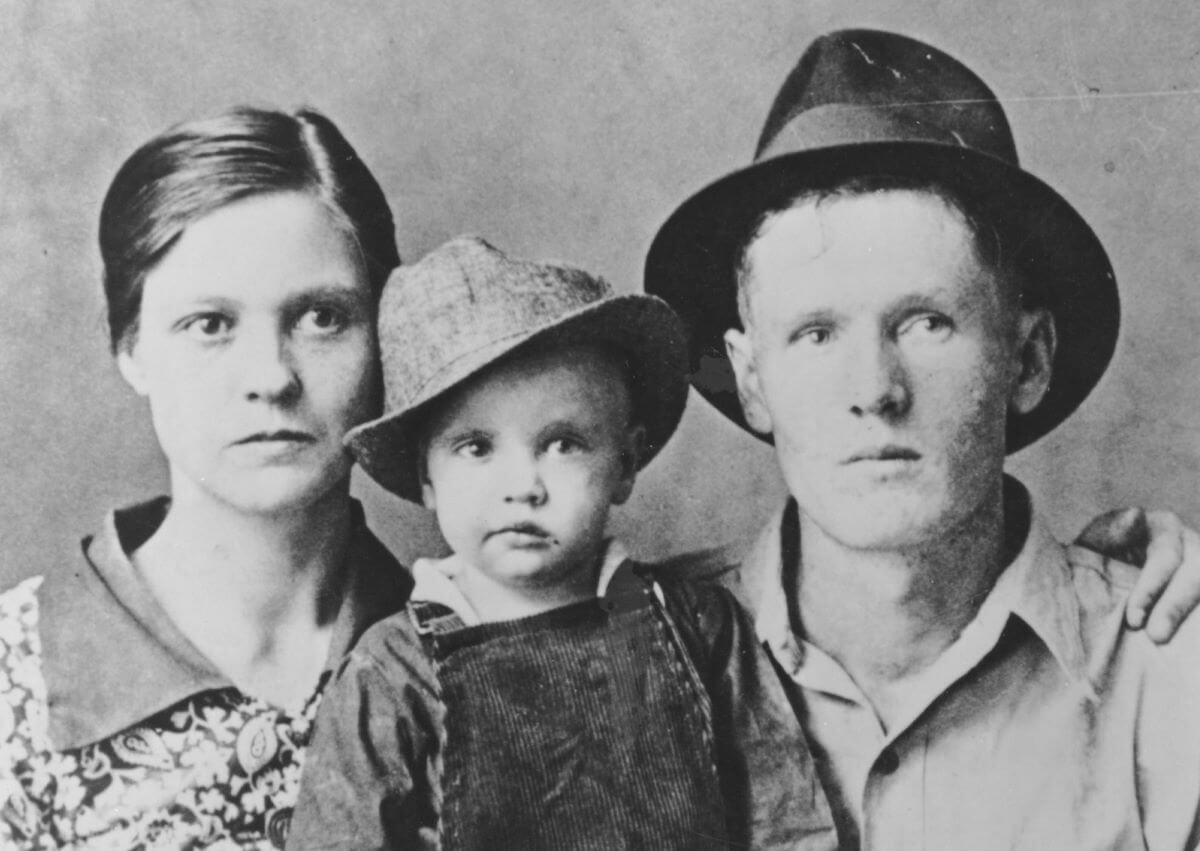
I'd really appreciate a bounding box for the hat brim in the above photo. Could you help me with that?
[644,141,1119,453]
[345,294,689,502]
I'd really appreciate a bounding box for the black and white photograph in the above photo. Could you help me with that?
[2,1,1200,848]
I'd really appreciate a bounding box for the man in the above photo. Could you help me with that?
[646,29,1200,849]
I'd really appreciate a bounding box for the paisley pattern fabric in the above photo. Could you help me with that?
[0,577,321,849]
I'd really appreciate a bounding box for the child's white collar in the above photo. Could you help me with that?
[411,539,631,626]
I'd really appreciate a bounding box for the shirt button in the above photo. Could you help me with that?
[876,748,900,775]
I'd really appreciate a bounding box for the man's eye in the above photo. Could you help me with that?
[297,306,347,335]
[182,314,232,340]
[790,326,832,346]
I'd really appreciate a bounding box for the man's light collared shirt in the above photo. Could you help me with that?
[740,481,1200,850]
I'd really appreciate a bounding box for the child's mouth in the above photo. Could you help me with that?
[488,522,555,545]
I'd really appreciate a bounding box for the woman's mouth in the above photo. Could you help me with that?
[235,430,317,445]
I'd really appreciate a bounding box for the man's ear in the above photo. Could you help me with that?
[1009,306,1057,416]
[724,327,773,435]
[611,423,645,506]
[115,344,149,397]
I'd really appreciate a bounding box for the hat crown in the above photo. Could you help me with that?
[643,27,1118,454]
[376,236,614,413]
[756,29,1018,165]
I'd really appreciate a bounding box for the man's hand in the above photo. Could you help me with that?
[1075,507,1200,643]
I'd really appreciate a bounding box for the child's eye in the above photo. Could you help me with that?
[296,305,348,336]
[546,437,585,456]
[181,313,233,341]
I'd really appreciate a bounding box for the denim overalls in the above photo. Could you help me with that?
[412,563,731,850]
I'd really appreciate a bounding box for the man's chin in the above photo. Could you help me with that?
[801,494,949,552]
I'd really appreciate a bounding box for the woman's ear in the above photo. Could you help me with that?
[420,480,437,511]
[116,343,149,396]
[418,452,437,511]
[611,423,645,506]
[1009,306,1057,416]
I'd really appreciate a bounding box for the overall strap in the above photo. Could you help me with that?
[624,563,713,724]
[408,601,468,659]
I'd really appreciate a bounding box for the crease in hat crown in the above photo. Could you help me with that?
[754,28,1017,163]
[351,235,691,501]
[377,236,613,414]
[643,27,1119,455]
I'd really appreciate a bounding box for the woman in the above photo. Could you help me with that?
[0,104,1196,851]
[0,107,407,848]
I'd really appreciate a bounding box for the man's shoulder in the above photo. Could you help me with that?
[650,543,747,583]
[1062,542,1200,672]
[646,542,762,612]
[1062,543,1139,614]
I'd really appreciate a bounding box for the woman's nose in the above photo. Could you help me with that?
[237,327,301,403]
[846,336,911,419]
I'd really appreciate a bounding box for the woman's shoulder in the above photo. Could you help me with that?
[0,576,51,800]
[0,576,45,662]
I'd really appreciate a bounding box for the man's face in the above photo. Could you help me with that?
[725,189,1053,550]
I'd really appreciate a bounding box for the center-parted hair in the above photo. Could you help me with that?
[99,106,400,352]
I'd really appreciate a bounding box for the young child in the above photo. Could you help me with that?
[287,237,834,850]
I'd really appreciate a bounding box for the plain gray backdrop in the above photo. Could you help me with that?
[2,0,1198,585]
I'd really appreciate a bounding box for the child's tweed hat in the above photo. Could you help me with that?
[346,236,689,501]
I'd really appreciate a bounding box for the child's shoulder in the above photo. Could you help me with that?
[633,559,757,665]
[338,607,439,695]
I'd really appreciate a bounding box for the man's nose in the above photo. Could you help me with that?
[237,326,301,404]
[500,450,549,507]
[846,335,911,419]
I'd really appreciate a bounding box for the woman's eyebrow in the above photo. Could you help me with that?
[288,283,368,303]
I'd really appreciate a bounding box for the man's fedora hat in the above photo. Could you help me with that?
[644,28,1119,453]
[346,236,689,502]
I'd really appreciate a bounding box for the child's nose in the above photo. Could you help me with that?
[501,454,548,507]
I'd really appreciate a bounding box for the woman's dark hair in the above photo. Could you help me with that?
[99,106,400,352]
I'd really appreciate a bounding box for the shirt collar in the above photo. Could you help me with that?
[410,539,631,625]
[750,476,1093,691]
[40,497,412,751]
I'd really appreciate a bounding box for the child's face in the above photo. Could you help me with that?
[421,344,641,593]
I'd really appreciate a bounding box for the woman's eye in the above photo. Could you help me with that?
[297,305,347,335]
[454,439,491,459]
[182,314,232,340]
